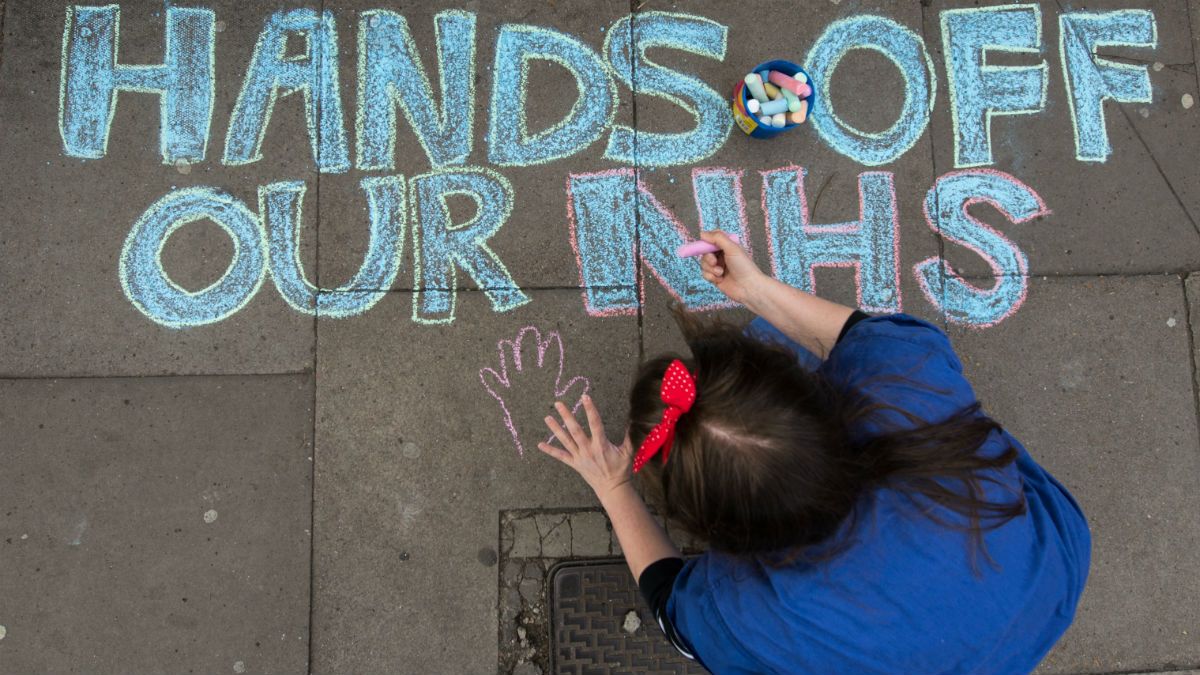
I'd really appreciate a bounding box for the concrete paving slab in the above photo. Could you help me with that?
[316,0,634,291]
[631,0,942,339]
[569,510,614,558]
[0,374,313,674]
[948,274,1200,674]
[923,0,1200,278]
[311,289,639,674]
[0,1,317,376]
[1115,24,1200,241]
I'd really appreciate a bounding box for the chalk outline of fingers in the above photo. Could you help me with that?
[479,326,591,456]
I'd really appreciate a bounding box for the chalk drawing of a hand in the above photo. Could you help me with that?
[479,326,591,456]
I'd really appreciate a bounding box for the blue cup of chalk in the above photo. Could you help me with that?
[731,59,816,139]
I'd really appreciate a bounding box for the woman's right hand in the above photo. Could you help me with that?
[698,230,766,306]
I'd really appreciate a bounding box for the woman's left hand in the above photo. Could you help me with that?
[539,395,633,501]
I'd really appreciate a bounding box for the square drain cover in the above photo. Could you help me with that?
[549,560,706,674]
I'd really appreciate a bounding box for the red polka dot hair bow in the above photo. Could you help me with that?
[633,359,697,473]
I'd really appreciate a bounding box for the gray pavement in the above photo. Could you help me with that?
[1,0,1199,673]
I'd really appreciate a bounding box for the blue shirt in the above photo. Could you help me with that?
[666,315,1091,674]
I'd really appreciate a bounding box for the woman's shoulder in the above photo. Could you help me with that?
[835,314,958,361]
[821,313,977,423]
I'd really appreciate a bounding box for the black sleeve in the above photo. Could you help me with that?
[638,557,684,613]
[837,310,871,345]
[637,557,699,662]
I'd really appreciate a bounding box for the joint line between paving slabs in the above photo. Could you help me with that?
[1099,662,1200,667]
[0,0,8,76]
[1186,1,1200,96]
[307,0,325,670]
[629,1,645,362]
[496,512,506,662]
[918,2,949,331]
[956,270,1195,282]
[1179,275,1200,478]
[0,371,314,382]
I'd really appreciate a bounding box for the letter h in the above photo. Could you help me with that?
[60,5,215,163]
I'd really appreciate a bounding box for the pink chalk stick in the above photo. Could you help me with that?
[768,70,806,96]
[676,235,741,258]
[676,241,721,257]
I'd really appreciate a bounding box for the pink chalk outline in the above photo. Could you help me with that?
[479,326,591,456]
[914,168,1050,329]
[637,171,743,314]
[565,167,752,317]
[566,168,638,317]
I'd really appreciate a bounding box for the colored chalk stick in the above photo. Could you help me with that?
[676,240,721,257]
[791,70,808,84]
[771,112,786,127]
[747,98,760,114]
[779,87,802,112]
[763,82,781,99]
[676,234,742,257]
[757,70,770,84]
[760,97,789,116]
[744,73,769,103]
[797,82,812,98]
[788,100,808,124]
[768,70,806,96]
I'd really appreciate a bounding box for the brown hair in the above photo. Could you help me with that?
[629,310,1026,565]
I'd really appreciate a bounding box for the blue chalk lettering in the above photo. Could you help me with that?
[1060,11,1157,162]
[487,25,616,166]
[804,16,936,166]
[356,10,476,170]
[568,169,747,315]
[692,169,750,242]
[640,174,743,308]
[567,170,639,314]
[119,187,266,328]
[411,168,528,323]
[262,176,406,317]
[762,168,900,312]
[603,13,730,166]
[223,9,350,172]
[59,5,215,163]
[914,169,1047,327]
[941,5,1047,168]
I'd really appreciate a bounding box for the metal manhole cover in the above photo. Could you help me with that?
[549,560,707,674]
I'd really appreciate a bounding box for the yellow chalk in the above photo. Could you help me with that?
[763,82,781,99]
